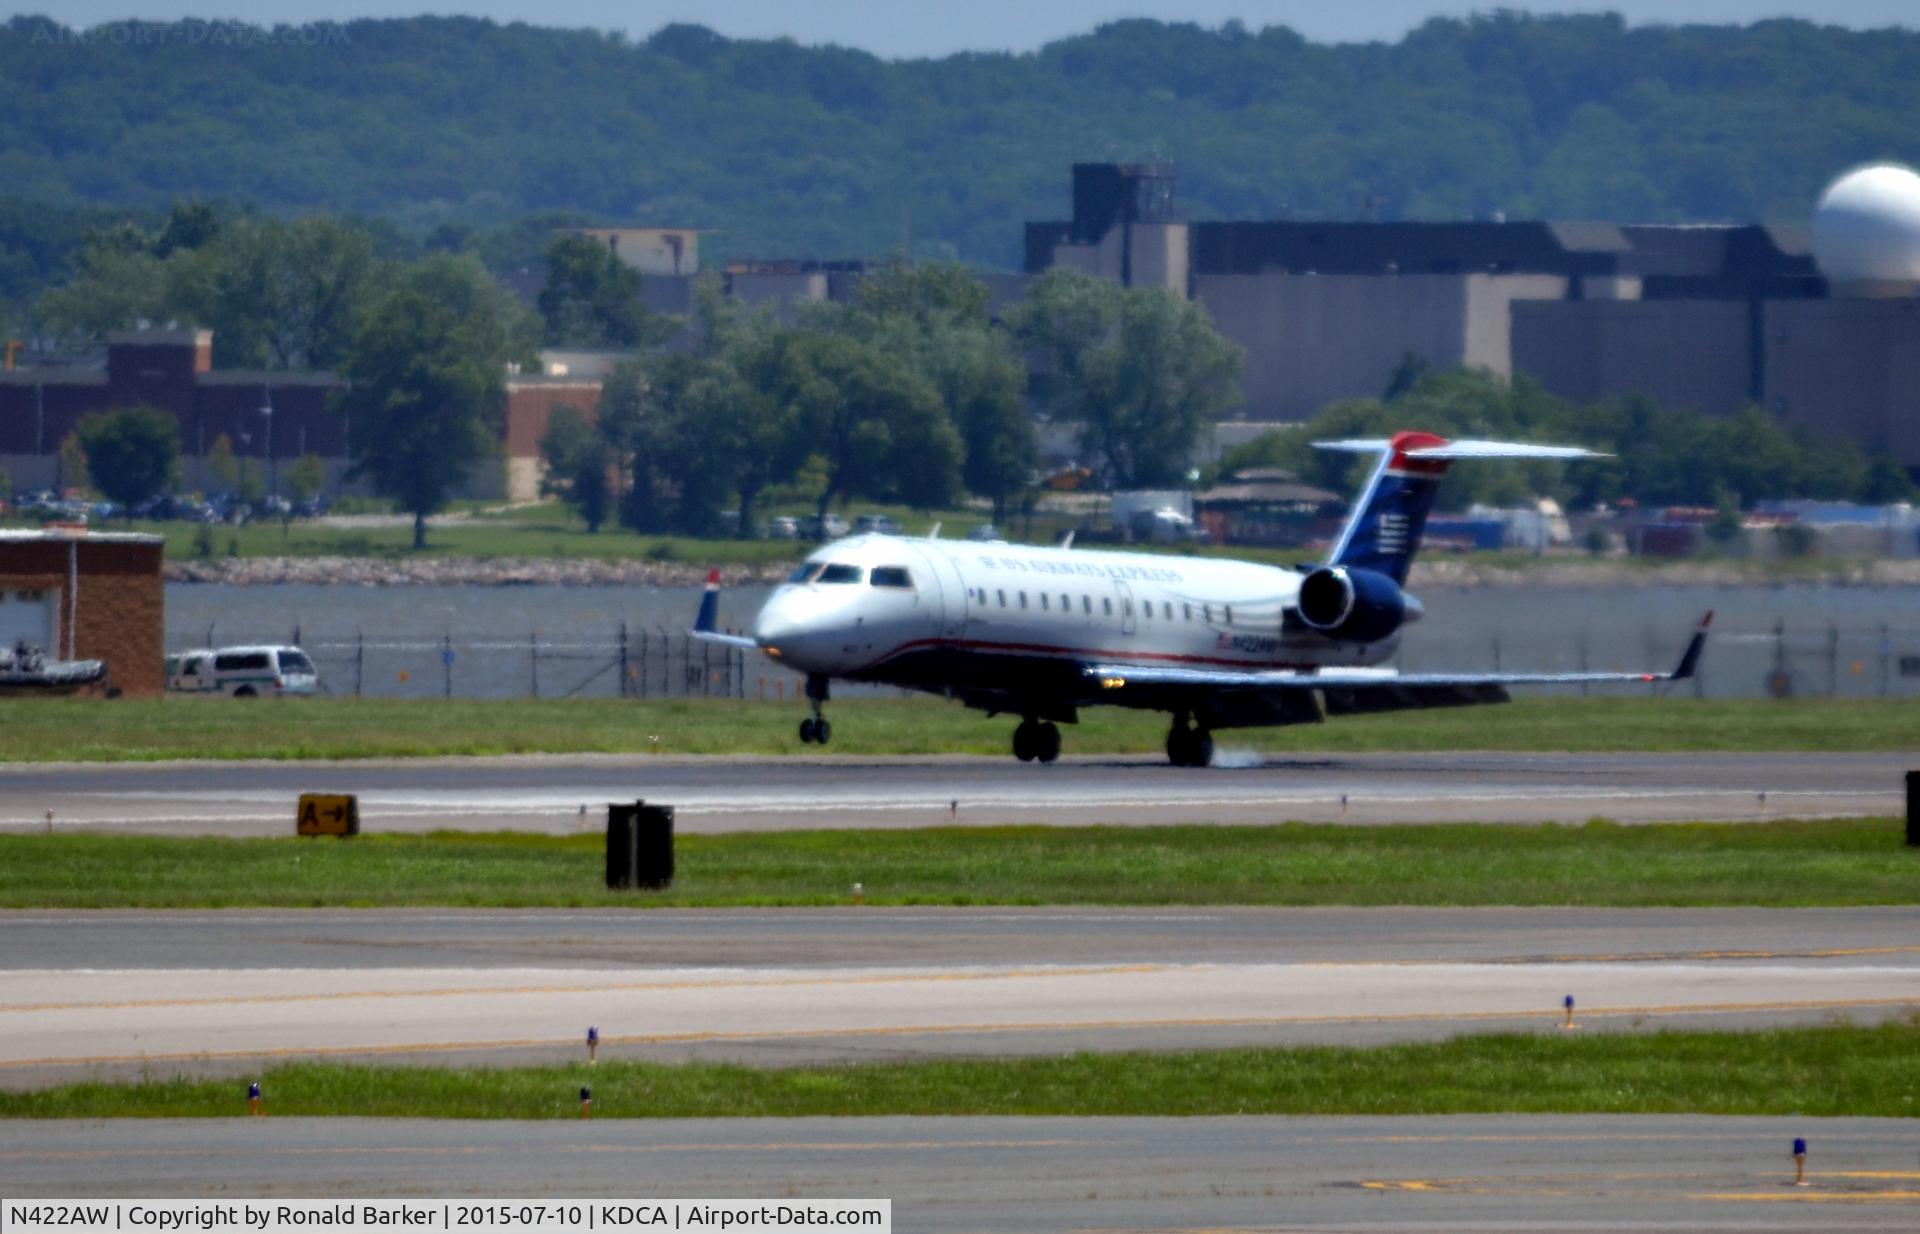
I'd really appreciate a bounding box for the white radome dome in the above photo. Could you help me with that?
[1812,163,1920,284]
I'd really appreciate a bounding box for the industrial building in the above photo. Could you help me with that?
[0,529,164,697]
[1025,162,1920,468]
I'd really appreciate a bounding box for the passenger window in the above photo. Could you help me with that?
[788,563,825,584]
[816,563,864,584]
[1123,599,1132,617]
[1224,605,1234,625]
[1203,604,1212,623]
[1018,591,1028,609]
[1103,598,1113,616]
[1062,594,1071,612]
[871,566,914,589]
[1040,594,1049,611]
[1141,600,1150,620]
[1183,603,1191,621]
[1082,595,1091,614]
[997,590,1006,607]
[1164,602,1173,620]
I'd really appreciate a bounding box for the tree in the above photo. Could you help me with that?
[56,432,88,497]
[337,257,518,549]
[77,407,180,512]
[166,215,383,369]
[538,404,611,532]
[285,453,327,506]
[537,232,663,348]
[775,331,960,520]
[1011,268,1241,488]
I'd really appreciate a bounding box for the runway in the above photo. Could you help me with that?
[6,907,1917,1086]
[0,750,1905,834]
[5,1115,1918,1229]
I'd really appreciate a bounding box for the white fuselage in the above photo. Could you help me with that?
[753,535,1404,690]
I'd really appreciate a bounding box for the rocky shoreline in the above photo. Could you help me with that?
[161,554,1920,588]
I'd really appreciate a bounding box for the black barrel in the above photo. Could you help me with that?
[1907,772,1920,848]
[606,801,675,889]
[635,803,674,889]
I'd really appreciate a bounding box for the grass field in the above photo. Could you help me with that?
[3,818,1914,909]
[5,695,1919,763]
[4,1020,1913,1118]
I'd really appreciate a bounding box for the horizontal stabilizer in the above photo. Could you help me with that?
[690,568,757,650]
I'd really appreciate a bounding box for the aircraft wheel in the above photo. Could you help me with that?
[815,718,831,744]
[1035,722,1061,765]
[1012,721,1037,762]
[1191,730,1214,768]
[1166,726,1193,767]
[799,717,817,744]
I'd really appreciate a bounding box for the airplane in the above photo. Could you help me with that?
[692,430,1710,766]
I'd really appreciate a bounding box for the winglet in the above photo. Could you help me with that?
[1667,610,1713,682]
[694,568,723,634]
[928,522,942,540]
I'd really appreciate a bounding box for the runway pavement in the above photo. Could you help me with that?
[5,907,1917,1086]
[0,750,1905,834]
[5,1115,1918,1229]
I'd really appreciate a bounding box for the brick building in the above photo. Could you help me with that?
[0,529,165,697]
[1,329,602,504]
[0,328,348,494]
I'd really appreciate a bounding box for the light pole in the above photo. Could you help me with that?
[259,386,276,500]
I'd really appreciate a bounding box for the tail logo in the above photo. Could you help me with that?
[1376,512,1410,557]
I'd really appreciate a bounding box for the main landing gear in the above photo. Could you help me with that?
[1012,718,1061,764]
[798,674,832,745]
[1166,714,1214,768]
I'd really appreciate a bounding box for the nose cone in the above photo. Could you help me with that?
[753,600,800,650]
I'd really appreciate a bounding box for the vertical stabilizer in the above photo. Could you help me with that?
[1319,430,1452,585]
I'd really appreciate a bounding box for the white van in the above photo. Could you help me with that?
[166,645,320,697]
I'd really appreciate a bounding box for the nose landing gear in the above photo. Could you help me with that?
[1166,714,1213,767]
[798,674,832,745]
[1012,718,1061,764]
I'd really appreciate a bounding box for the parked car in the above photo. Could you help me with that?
[800,513,850,540]
[853,514,903,536]
[966,523,1001,542]
[166,645,320,697]
[765,515,799,539]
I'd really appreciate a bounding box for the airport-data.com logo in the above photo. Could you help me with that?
[24,20,351,48]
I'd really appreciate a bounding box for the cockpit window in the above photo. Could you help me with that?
[871,566,914,589]
[788,563,825,584]
[816,563,864,584]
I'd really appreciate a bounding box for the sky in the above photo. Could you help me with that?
[13,1,1918,57]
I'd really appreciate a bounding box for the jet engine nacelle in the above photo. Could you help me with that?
[1296,565,1410,643]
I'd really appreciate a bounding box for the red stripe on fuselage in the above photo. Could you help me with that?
[853,635,1322,676]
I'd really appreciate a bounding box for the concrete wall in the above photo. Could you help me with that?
[1194,272,1482,422]
[1764,298,1920,464]
[1512,298,1754,414]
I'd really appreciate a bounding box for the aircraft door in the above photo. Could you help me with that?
[913,543,968,641]
[1113,579,1137,636]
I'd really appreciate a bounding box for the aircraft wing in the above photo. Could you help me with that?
[689,569,758,650]
[1085,613,1710,693]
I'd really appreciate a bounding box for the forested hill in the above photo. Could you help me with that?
[6,12,1920,267]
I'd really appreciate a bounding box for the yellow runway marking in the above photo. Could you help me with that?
[5,995,1918,1071]
[1693,1190,1920,1203]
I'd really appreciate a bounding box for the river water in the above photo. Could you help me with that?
[164,581,1920,702]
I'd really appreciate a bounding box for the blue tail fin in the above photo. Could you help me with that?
[1322,430,1452,586]
[694,568,722,633]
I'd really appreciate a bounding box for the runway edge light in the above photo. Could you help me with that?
[1561,995,1576,1030]
[587,1025,598,1065]
[580,1086,592,1120]
[1793,1137,1808,1187]
[248,1082,261,1117]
